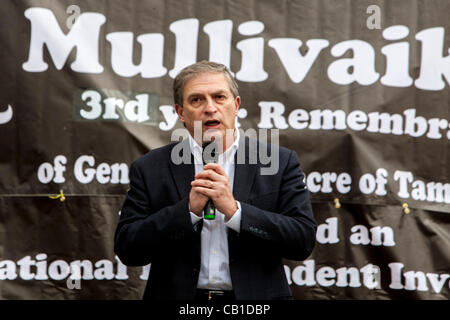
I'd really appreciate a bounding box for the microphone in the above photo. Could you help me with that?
[202,140,218,220]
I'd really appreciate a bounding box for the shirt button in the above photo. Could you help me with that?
[212,250,217,254]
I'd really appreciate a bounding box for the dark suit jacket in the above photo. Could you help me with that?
[114,136,316,300]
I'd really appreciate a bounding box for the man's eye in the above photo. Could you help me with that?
[216,95,225,100]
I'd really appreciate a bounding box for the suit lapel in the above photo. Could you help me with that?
[233,136,258,203]
[168,139,202,264]
[169,139,195,200]
[230,136,257,248]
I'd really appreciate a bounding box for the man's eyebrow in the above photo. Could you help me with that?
[186,92,203,99]
[210,90,230,96]
[186,90,228,99]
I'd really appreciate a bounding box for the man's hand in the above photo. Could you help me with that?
[190,163,238,220]
[189,181,209,217]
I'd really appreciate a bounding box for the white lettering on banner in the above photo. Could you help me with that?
[22,8,450,90]
[37,155,129,185]
[316,217,395,247]
[75,101,450,141]
[80,90,102,119]
[268,39,329,83]
[306,171,352,194]
[287,260,381,289]
[236,21,268,82]
[48,260,70,280]
[115,255,129,280]
[168,19,199,78]
[359,168,388,196]
[0,254,131,281]
[394,170,450,203]
[304,168,448,205]
[316,217,340,244]
[3,254,450,294]
[16,256,36,280]
[0,104,13,125]
[381,26,413,87]
[159,105,179,131]
[106,32,167,78]
[140,264,151,280]
[285,217,448,295]
[37,155,67,184]
[284,260,450,293]
[415,28,450,90]
[304,168,450,208]
[328,40,380,85]
[0,260,17,280]
[74,155,129,184]
[360,264,381,289]
[258,101,289,129]
[79,90,150,123]
[68,260,93,280]
[349,225,396,246]
[93,259,115,280]
[35,253,48,280]
[257,103,450,140]
[388,263,450,293]
[203,20,233,73]
[22,8,105,73]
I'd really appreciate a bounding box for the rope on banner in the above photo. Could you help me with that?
[49,190,66,202]
[334,198,341,209]
[402,203,410,214]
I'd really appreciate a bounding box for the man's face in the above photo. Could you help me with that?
[175,72,241,148]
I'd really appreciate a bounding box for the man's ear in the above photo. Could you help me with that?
[175,104,184,123]
[234,96,241,116]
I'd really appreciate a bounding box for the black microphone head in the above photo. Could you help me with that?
[202,140,218,164]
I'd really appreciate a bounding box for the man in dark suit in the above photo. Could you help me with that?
[114,61,316,300]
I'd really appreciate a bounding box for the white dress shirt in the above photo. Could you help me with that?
[188,131,241,290]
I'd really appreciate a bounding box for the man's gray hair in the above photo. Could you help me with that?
[173,60,239,106]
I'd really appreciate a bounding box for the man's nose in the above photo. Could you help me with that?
[204,97,218,113]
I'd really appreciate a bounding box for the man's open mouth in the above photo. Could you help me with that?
[204,120,220,127]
